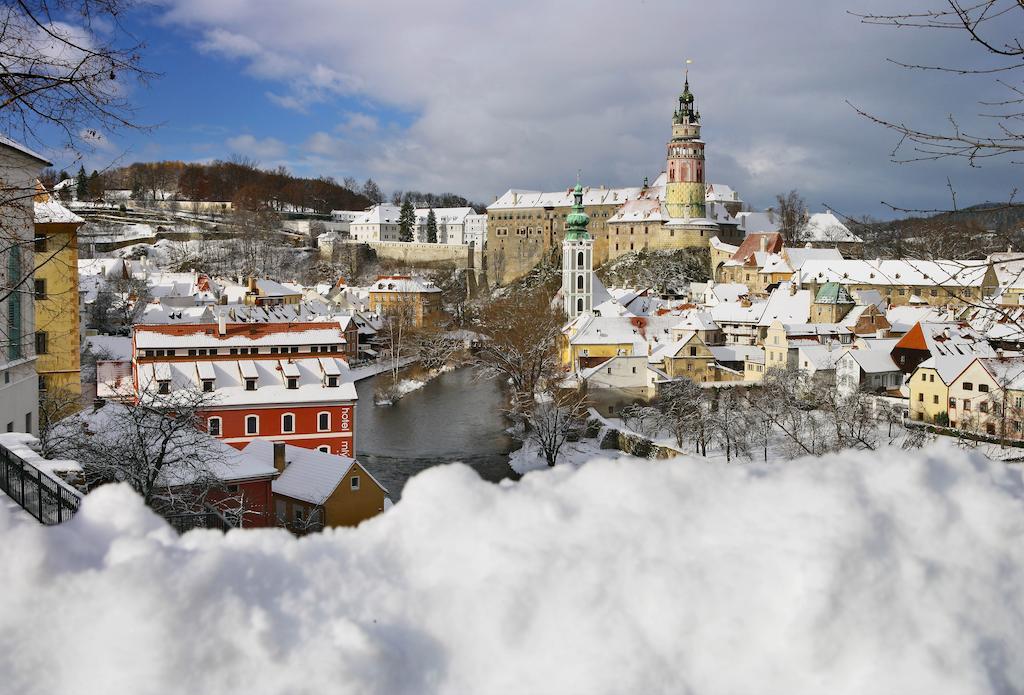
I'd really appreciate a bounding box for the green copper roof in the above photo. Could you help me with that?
[815,282,854,305]
[673,75,700,125]
[564,182,590,240]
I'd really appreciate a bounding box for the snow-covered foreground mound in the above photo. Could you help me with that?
[2,444,1023,695]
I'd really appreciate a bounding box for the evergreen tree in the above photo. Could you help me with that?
[426,208,438,243]
[399,201,416,242]
[87,170,103,199]
[75,165,88,201]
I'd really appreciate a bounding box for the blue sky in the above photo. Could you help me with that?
[42,0,1021,218]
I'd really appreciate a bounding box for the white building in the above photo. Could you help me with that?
[414,207,474,244]
[464,213,487,248]
[0,136,49,435]
[350,204,402,242]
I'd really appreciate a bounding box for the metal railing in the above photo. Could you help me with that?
[0,444,81,525]
[165,508,234,534]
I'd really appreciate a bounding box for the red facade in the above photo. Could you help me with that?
[204,404,355,457]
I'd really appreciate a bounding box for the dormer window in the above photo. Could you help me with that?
[327,376,338,387]
[245,378,257,391]
[202,379,214,393]
[286,377,298,390]
[158,380,170,395]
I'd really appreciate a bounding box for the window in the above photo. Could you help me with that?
[929,374,934,383]
[294,507,304,523]
[607,367,612,375]
[577,251,584,266]
[245,378,257,391]
[963,382,974,391]
[917,393,924,402]
[317,412,330,432]
[933,395,939,404]
[158,380,170,395]
[981,402,989,414]
[979,384,990,393]
[245,415,258,435]
[34,278,46,299]
[286,377,298,390]
[317,445,330,454]
[34,235,46,252]
[964,400,971,411]
[576,275,583,291]
[949,398,957,408]
[207,417,221,436]
[350,475,360,491]
[34,331,47,355]
[576,298,583,312]
[327,376,338,388]
[202,379,214,392]
[281,413,295,433]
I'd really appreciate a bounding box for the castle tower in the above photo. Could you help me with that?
[665,72,706,219]
[562,182,593,320]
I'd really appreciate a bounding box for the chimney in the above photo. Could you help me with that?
[217,311,226,336]
[876,328,885,339]
[759,236,767,252]
[247,276,257,292]
[789,283,797,297]
[273,442,287,473]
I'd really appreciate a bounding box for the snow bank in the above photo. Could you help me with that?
[3,444,1024,694]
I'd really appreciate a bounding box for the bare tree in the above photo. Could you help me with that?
[377,294,418,390]
[411,327,463,372]
[775,190,808,246]
[472,288,564,412]
[44,386,233,515]
[711,388,752,462]
[524,386,589,467]
[230,207,280,277]
[656,379,712,455]
[0,1,154,153]
[851,1,1024,169]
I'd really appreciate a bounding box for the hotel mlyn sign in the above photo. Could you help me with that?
[131,321,358,457]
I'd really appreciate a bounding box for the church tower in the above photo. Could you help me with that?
[562,182,593,320]
[664,72,706,219]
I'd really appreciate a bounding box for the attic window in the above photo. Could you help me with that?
[157,380,170,395]
[244,378,257,391]
[202,379,214,393]
[286,377,298,390]
[327,376,339,387]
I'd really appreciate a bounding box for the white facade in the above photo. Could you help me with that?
[350,204,402,242]
[563,236,594,320]
[0,137,48,435]
[413,207,474,244]
[465,214,487,248]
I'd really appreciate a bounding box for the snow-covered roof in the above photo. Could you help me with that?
[735,211,780,234]
[34,190,83,225]
[797,344,848,371]
[705,183,741,203]
[414,206,475,224]
[709,236,739,255]
[134,323,347,350]
[488,186,643,210]
[841,348,900,374]
[607,198,669,224]
[802,211,863,244]
[784,246,843,270]
[137,357,357,406]
[78,258,126,278]
[0,135,50,164]
[369,276,441,294]
[673,311,719,332]
[709,345,763,363]
[85,335,133,361]
[917,355,979,385]
[757,284,812,327]
[244,440,386,505]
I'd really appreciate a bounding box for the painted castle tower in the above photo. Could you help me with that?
[562,182,593,320]
[664,73,706,219]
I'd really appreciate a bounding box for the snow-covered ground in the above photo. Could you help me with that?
[2,444,1023,693]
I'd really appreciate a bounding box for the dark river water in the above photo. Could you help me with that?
[355,368,519,499]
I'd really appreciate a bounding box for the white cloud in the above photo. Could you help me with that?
[225,134,287,161]
[1,445,1023,693]
[156,0,1018,213]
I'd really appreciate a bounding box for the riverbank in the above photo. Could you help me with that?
[347,357,416,383]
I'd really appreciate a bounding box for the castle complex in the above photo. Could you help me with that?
[486,73,746,286]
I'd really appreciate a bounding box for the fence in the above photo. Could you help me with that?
[0,444,81,525]
[0,438,236,532]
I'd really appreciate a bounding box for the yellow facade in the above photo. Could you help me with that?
[907,366,952,424]
[764,324,790,371]
[277,461,387,530]
[658,334,715,382]
[946,361,999,434]
[33,209,83,402]
[369,289,443,328]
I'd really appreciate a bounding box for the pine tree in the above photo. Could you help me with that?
[75,165,88,201]
[426,208,438,243]
[87,170,103,199]
[399,201,415,242]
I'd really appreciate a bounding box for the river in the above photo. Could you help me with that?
[355,367,519,499]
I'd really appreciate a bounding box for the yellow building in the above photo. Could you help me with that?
[656,332,715,382]
[33,186,84,403]
[368,275,443,327]
[258,441,390,531]
[907,355,978,424]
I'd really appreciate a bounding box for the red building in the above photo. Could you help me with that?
[132,321,358,457]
